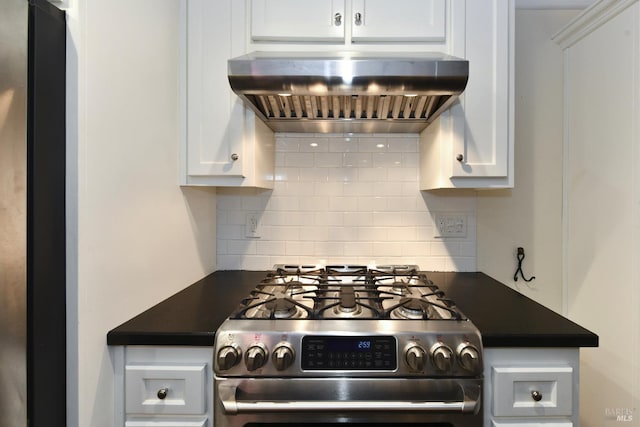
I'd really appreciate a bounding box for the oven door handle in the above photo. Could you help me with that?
[218,383,481,415]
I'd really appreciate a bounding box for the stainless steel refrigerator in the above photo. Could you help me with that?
[0,0,66,425]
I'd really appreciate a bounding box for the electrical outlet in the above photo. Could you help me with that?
[434,214,467,238]
[245,212,260,238]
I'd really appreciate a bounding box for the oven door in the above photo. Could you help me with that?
[214,377,482,427]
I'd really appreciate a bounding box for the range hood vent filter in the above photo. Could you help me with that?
[250,94,446,121]
[228,52,469,134]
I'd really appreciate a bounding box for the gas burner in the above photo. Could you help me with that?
[240,284,316,319]
[229,265,467,321]
[392,297,436,320]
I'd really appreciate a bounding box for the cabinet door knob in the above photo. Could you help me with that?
[334,12,342,26]
[531,390,542,402]
[231,153,239,161]
[456,154,464,162]
[354,12,362,25]
[157,388,168,400]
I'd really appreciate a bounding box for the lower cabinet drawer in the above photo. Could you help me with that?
[125,364,207,415]
[125,418,208,427]
[492,421,573,427]
[492,366,573,417]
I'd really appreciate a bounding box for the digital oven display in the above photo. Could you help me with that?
[301,336,396,370]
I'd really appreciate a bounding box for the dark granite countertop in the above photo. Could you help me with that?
[107,271,598,348]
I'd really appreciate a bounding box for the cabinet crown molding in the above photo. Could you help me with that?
[552,0,637,48]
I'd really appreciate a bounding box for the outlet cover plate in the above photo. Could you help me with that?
[435,214,467,238]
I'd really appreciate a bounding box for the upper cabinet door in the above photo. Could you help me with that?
[251,0,345,42]
[449,0,511,179]
[351,0,446,42]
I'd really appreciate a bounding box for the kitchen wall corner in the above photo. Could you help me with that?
[217,133,477,271]
[66,1,218,426]
[477,9,579,314]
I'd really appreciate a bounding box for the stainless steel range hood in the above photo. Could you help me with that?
[228,51,469,133]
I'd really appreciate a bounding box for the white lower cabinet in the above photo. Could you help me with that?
[484,348,579,427]
[492,422,573,427]
[114,346,214,427]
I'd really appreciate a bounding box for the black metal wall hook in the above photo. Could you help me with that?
[514,247,535,282]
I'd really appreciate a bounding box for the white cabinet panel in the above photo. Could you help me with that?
[351,0,446,42]
[125,364,206,415]
[250,0,445,43]
[183,0,275,188]
[125,419,208,427]
[484,348,579,427]
[116,347,214,427]
[492,421,573,427]
[492,366,573,417]
[450,0,510,179]
[251,0,345,41]
[419,0,514,189]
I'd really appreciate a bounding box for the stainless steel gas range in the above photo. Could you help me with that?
[213,265,483,427]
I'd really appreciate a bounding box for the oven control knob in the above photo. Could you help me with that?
[405,345,427,372]
[217,344,241,371]
[245,344,268,371]
[457,344,481,373]
[272,343,295,371]
[430,343,453,372]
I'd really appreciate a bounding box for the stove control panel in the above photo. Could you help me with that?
[301,336,396,371]
[213,319,483,377]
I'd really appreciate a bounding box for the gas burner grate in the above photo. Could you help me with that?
[228,265,467,321]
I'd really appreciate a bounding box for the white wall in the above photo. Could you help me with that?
[217,133,477,271]
[65,1,217,426]
[476,9,578,313]
[558,2,640,423]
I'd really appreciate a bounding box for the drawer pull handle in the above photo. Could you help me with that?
[157,388,169,400]
[531,390,542,402]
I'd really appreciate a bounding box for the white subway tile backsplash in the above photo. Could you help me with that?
[344,242,374,257]
[298,138,329,152]
[387,137,418,152]
[329,196,359,212]
[299,167,329,182]
[329,137,358,152]
[328,167,358,182]
[285,241,315,256]
[314,182,344,197]
[373,152,403,168]
[217,133,476,271]
[285,152,315,167]
[343,212,373,227]
[358,167,386,182]
[315,241,345,256]
[256,240,286,256]
[332,226,359,241]
[358,137,388,152]
[314,211,344,226]
[343,152,372,167]
[315,152,344,167]
[343,182,374,197]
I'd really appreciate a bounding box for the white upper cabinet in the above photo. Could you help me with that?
[183,0,513,189]
[350,0,446,42]
[251,0,345,41]
[419,0,514,189]
[182,0,275,188]
[250,0,446,43]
